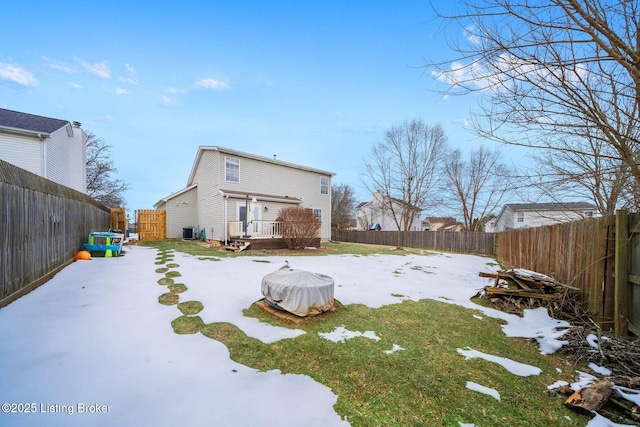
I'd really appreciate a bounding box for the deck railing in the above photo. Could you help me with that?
[228,220,283,238]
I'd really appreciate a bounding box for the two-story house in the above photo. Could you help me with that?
[154,146,335,245]
[0,108,87,193]
[491,202,596,232]
[356,192,423,231]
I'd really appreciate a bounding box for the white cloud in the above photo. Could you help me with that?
[164,86,188,94]
[74,57,111,78]
[193,78,230,90]
[42,56,76,73]
[0,62,38,87]
[68,81,83,90]
[161,95,179,106]
[118,64,138,84]
[115,87,129,95]
[43,56,112,79]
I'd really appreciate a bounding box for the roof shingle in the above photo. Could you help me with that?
[0,108,69,134]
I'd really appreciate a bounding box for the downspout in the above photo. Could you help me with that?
[40,134,47,178]
[222,192,229,246]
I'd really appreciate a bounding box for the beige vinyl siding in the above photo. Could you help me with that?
[193,150,223,240]
[0,133,43,175]
[164,187,198,238]
[217,153,332,239]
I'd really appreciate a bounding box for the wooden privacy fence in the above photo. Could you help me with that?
[498,212,639,336]
[110,207,127,232]
[331,229,497,255]
[0,159,110,308]
[137,209,166,241]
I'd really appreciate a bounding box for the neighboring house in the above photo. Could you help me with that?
[422,216,460,231]
[0,108,87,193]
[154,146,335,242]
[356,192,423,231]
[492,202,597,232]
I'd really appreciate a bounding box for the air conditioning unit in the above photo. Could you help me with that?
[183,226,197,240]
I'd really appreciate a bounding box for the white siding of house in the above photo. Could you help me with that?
[167,147,333,241]
[356,193,422,231]
[46,127,70,187]
[164,187,198,239]
[0,132,43,175]
[216,153,332,239]
[495,206,514,232]
[1,125,86,194]
[192,150,223,241]
[68,126,87,193]
[494,206,594,232]
[518,210,587,229]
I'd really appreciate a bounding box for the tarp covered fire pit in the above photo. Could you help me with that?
[261,264,334,317]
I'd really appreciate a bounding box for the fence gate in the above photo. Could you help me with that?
[137,209,166,241]
[110,207,127,232]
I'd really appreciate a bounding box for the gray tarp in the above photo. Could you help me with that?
[261,266,334,317]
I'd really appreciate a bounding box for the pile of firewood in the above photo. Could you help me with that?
[479,268,578,300]
[479,268,640,424]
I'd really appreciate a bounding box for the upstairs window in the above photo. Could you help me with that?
[585,211,594,218]
[225,157,239,182]
[320,176,329,195]
[517,212,525,223]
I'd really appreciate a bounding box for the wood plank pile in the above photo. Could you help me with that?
[479,268,578,300]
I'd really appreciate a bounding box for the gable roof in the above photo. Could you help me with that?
[0,108,70,136]
[505,202,595,211]
[154,183,198,207]
[187,146,335,186]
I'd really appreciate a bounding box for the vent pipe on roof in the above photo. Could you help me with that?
[273,154,276,160]
[73,121,81,127]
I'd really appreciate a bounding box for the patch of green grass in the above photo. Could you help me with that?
[157,278,174,286]
[172,315,205,334]
[177,301,204,315]
[166,263,180,268]
[146,239,584,425]
[168,283,188,293]
[142,240,435,259]
[155,267,169,274]
[200,299,587,427]
[252,259,271,263]
[158,293,179,305]
[166,271,182,278]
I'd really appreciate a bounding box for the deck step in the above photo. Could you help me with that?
[225,240,251,252]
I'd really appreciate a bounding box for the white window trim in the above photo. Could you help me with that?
[320,176,329,195]
[225,156,240,183]
[516,212,525,223]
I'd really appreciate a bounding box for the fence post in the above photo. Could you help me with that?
[614,209,629,336]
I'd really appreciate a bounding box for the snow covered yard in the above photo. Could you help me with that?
[0,245,633,426]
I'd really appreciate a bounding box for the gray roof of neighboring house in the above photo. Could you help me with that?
[0,108,70,134]
[505,202,596,211]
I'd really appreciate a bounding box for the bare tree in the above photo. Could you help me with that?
[86,131,129,208]
[361,119,449,231]
[331,183,357,229]
[428,0,640,206]
[444,146,512,231]
[529,131,640,215]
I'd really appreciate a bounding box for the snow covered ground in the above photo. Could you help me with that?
[0,245,634,426]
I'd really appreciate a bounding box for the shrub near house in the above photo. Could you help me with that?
[279,207,321,250]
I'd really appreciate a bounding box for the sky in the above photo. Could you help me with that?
[0,0,488,211]
[1,245,635,426]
